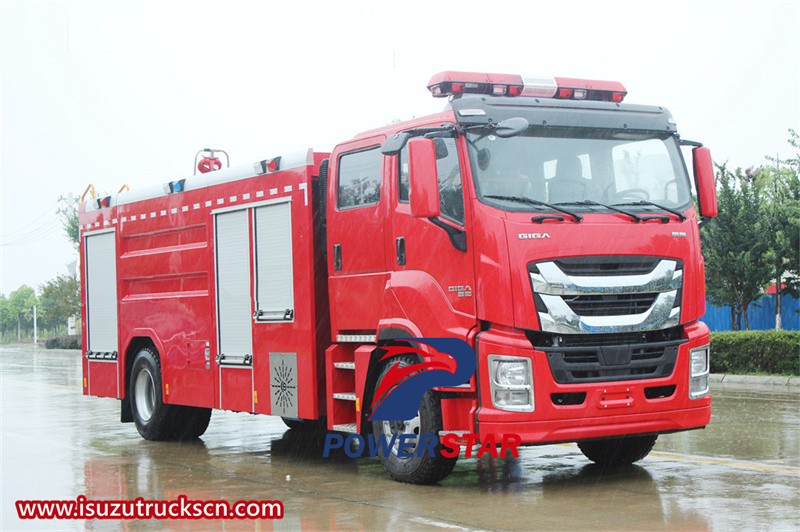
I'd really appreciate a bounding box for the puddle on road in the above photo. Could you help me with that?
[3,349,799,531]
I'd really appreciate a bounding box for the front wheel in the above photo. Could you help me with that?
[371,356,457,484]
[578,435,658,466]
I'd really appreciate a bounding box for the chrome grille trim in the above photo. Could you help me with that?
[531,257,683,334]
[531,259,681,295]
[539,293,680,334]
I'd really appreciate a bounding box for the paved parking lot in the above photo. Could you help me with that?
[2,346,798,530]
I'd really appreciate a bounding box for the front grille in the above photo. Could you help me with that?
[631,345,666,361]
[526,327,682,348]
[563,293,659,316]
[551,256,665,276]
[562,351,598,364]
[541,340,682,384]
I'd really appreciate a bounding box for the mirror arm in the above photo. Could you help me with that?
[382,124,459,155]
[679,138,704,147]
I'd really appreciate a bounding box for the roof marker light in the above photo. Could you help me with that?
[427,72,627,102]
[258,157,281,174]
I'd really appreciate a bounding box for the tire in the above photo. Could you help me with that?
[578,435,658,466]
[371,355,457,484]
[128,347,211,441]
[176,407,212,440]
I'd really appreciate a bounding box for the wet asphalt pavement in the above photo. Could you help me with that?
[2,345,798,531]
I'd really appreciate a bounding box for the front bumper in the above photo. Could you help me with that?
[475,321,712,444]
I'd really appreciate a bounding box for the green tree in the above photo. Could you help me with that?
[0,295,13,342]
[8,285,39,342]
[758,129,800,328]
[701,164,773,330]
[756,166,800,328]
[38,275,80,330]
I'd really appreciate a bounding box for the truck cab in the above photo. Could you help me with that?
[325,72,717,482]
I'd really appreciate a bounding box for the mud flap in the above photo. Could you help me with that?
[121,397,133,423]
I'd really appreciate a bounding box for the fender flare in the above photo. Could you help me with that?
[120,329,167,399]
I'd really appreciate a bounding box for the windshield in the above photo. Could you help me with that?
[467,127,693,212]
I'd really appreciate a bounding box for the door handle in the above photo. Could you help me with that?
[333,244,342,270]
[396,237,406,266]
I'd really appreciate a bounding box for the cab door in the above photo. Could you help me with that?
[327,137,388,338]
[388,136,477,334]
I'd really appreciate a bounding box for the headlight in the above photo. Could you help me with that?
[495,360,528,386]
[691,347,709,376]
[488,356,534,412]
[689,346,710,399]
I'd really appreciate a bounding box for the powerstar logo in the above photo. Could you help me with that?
[323,339,521,459]
[369,338,475,421]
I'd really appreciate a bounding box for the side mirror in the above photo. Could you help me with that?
[693,147,717,218]
[381,132,410,156]
[408,138,440,218]
[495,117,529,138]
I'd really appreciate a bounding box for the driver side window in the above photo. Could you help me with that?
[398,138,465,225]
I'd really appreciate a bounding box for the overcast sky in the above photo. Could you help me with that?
[1,0,798,296]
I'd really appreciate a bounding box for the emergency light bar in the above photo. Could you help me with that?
[427,71,627,102]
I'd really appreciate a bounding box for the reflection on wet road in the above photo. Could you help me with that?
[2,347,798,530]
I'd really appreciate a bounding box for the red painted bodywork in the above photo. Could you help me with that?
[80,95,712,449]
[81,155,330,421]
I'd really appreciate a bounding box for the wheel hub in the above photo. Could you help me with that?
[381,411,421,457]
[134,368,155,422]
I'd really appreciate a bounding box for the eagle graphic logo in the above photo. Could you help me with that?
[368,338,476,421]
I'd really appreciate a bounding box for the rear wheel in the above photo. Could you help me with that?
[177,407,212,439]
[372,356,457,484]
[578,435,658,466]
[129,347,211,441]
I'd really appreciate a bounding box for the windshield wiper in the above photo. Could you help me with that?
[556,200,669,223]
[485,195,583,222]
[612,200,687,222]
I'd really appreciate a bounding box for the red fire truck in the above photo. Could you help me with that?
[80,71,718,484]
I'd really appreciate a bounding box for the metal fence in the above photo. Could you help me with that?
[702,293,800,332]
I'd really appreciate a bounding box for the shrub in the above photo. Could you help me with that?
[710,330,799,376]
[44,335,82,350]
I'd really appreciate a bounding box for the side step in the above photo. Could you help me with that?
[333,392,356,401]
[326,345,358,432]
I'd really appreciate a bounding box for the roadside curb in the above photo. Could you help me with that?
[710,374,800,387]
